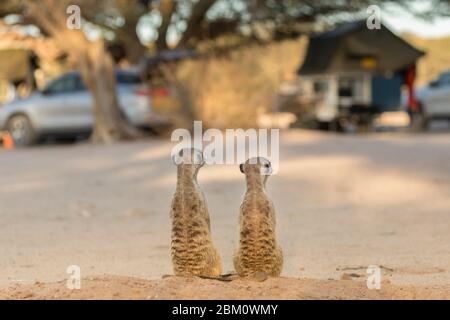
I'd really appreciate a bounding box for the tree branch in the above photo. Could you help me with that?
[176,0,216,48]
[156,0,176,50]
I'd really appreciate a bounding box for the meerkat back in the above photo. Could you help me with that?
[234,157,283,277]
[170,148,222,277]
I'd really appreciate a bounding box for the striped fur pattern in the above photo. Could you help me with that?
[234,157,283,277]
[170,148,222,277]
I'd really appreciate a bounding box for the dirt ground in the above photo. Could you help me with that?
[2,275,450,300]
[1,129,450,299]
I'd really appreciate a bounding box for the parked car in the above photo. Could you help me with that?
[0,69,163,146]
[415,70,450,129]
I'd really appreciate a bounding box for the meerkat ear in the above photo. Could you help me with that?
[261,166,273,176]
[192,148,204,165]
[239,163,245,174]
[171,153,181,165]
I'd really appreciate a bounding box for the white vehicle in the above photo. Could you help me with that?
[417,70,450,129]
[0,69,165,146]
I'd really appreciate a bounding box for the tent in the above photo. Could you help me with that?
[294,20,425,130]
[298,20,425,76]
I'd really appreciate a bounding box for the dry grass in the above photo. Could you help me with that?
[177,38,308,128]
[402,34,450,85]
[174,33,450,129]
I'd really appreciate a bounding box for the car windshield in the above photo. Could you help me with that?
[438,72,450,85]
[43,71,142,94]
[117,72,142,84]
[43,74,84,94]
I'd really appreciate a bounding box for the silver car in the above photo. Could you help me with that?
[0,69,158,146]
[417,70,450,128]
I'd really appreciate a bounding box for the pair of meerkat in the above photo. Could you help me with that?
[170,148,283,279]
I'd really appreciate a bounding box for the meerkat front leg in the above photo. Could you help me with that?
[234,157,283,278]
[170,148,222,278]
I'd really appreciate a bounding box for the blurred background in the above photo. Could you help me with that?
[0,0,449,147]
[1,0,450,299]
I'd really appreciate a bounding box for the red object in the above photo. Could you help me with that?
[134,87,152,97]
[2,132,14,150]
[151,87,170,97]
[405,65,418,113]
[134,87,170,97]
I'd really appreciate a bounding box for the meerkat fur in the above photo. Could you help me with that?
[170,148,222,277]
[234,157,283,277]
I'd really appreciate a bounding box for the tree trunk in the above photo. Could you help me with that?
[123,29,146,65]
[120,17,146,65]
[26,1,141,144]
[79,41,141,143]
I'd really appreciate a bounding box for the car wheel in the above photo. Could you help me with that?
[418,103,430,131]
[409,103,429,132]
[6,115,37,146]
[316,121,331,131]
[421,117,430,131]
[410,113,428,132]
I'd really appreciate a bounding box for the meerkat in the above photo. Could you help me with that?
[170,148,222,278]
[234,157,283,278]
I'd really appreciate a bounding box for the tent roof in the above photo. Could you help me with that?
[298,20,425,75]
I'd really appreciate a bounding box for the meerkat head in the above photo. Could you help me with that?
[239,157,272,186]
[172,148,205,178]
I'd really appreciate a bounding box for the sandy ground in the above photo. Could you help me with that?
[2,276,450,300]
[1,129,450,299]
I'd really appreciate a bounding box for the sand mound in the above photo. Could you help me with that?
[1,276,449,300]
